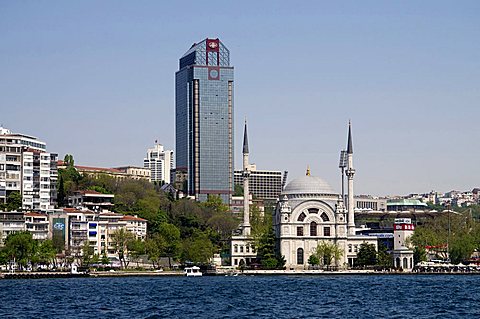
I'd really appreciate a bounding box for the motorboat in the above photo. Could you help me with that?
[184,266,202,277]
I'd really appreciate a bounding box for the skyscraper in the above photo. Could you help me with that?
[143,142,173,184]
[175,38,234,203]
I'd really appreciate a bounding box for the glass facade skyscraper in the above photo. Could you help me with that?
[175,38,234,203]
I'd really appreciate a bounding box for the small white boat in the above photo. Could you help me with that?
[184,266,203,277]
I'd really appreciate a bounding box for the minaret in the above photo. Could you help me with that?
[242,120,251,236]
[346,121,356,236]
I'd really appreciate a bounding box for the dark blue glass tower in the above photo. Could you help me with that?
[175,38,234,203]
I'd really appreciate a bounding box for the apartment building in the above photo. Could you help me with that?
[0,126,57,211]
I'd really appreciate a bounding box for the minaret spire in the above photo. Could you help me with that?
[243,119,249,154]
[347,120,353,154]
[242,119,251,236]
[346,121,356,236]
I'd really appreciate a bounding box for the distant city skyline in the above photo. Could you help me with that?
[1,1,479,195]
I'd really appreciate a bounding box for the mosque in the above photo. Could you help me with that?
[274,123,378,269]
[231,121,379,269]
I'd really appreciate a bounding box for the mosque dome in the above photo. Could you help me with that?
[283,175,336,196]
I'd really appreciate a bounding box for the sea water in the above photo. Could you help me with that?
[1,275,479,318]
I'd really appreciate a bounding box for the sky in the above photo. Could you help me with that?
[1,1,479,196]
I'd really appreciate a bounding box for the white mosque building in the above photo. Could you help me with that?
[274,123,377,269]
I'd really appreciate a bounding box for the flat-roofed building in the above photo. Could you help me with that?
[68,190,115,212]
[144,143,173,184]
[24,212,49,240]
[234,164,285,200]
[1,126,57,211]
[0,211,25,246]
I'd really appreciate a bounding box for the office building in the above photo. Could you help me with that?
[234,165,286,201]
[175,38,234,203]
[143,143,173,184]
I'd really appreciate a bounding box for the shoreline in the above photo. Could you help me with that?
[2,269,480,279]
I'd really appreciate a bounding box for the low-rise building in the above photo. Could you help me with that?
[24,212,49,240]
[0,211,25,245]
[120,215,147,240]
[68,190,115,212]
[112,166,151,181]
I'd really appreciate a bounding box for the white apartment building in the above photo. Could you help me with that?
[61,208,147,258]
[144,143,174,184]
[0,126,57,211]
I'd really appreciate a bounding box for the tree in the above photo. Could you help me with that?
[376,243,392,268]
[181,231,215,264]
[57,176,66,207]
[413,246,427,265]
[158,223,180,269]
[1,191,23,211]
[81,241,95,268]
[234,185,244,196]
[315,241,343,267]
[145,235,164,269]
[101,251,110,267]
[308,254,320,267]
[356,242,377,267]
[128,238,145,268]
[1,232,37,270]
[111,228,135,269]
[34,240,57,269]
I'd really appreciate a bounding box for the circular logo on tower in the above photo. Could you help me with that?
[209,69,219,78]
[208,41,218,49]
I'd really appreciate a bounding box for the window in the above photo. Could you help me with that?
[246,245,250,253]
[297,248,304,265]
[298,212,306,222]
[320,212,329,222]
[240,246,244,253]
[310,221,317,236]
[234,245,238,253]
[297,226,304,236]
[324,227,331,237]
[348,244,352,253]
[308,208,319,214]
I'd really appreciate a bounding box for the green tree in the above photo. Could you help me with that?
[356,242,377,267]
[34,240,57,268]
[111,228,135,269]
[2,232,37,270]
[181,231,215,264]
[315,241,343,267]
[308,254,320,266]
[376,243,392,268]
[145,235,164,269]
[413,246,427,265]
[128,238,145,268]
[81,241,95,268]
[57,176,66,207]
[101,251,110,267]
[234,184,244,196]
[3,191,22,211]
[158,223,180,269]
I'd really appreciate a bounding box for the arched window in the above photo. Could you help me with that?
[234,245,238,253]
[396,257,401,268]
[298,212,306,222]
[320,212,329,222]
[297,248,304,265]
[403,257,408,269]
[310,221,317,236]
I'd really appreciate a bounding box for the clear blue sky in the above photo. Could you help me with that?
[1,1,479,196]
